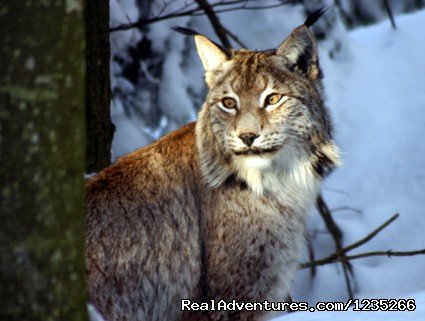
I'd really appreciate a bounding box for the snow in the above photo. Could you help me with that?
[88,303,105,321]
[109,4,425,320]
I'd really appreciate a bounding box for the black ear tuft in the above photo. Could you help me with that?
[171,26,201,36]
[304,7,328,28]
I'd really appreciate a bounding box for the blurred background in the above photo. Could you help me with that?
[108,0,425,316]
[1,1,425,320]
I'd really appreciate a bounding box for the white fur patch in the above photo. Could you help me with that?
[237,155,272,169]
[217,102,237,115]
[269,149,320,211]
[234,163,263,195]
[258,83,276,107]
[232,155,272,194]
[233,146,320,212]
[322,142,342,167]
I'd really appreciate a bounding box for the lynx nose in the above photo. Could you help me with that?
[239,133,259,147]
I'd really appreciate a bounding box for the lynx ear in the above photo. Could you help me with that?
[276,25,320,80]
[172,27,228,71]
[194,35,228,71]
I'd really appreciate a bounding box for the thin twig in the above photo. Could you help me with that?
[301,249,425,268]
[383,0,397,30]
[322,187,349,195]
[316,194,343,241]
[153,0,180,19]
[302,213,400,269]
[194,0,247,49]
[343,214,399,253]
[110,0,294,32]
[341,263,354,299]
[331,206,362,214]
[346,249,425,260]
[306,235,316,278]
[195,0,232,49]
[222,26,247,48]
[334,0,353,28]
[316,193,354,299]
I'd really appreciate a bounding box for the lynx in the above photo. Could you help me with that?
[86,11,339,321]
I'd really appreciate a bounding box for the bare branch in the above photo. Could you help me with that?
[334,0,354,28]
[302,213,400,269]
[222,25,247,48]
[343,213,399,253]
[301,248,425,269]
[383,0,397,30]
[111,7,202,32]
[341,263,354,299]
[347,249,425,260]
[315,193,354,298]
[195,0,232,49]
[299,213,424,275]
[331,206,362,214]
[306,236,316,277]
[153,0,180,19]
[316,193,343,241]
[322,187,349,195]
[190,3,290,16]
[110,0,294,33]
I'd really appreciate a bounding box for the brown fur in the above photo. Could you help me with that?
[87,124,203,320]
[86,123,298,321]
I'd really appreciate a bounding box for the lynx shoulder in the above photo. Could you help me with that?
[86,13,339,321]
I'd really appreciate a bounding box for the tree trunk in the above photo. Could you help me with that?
[0,1,88,320]
[86,0,114,173]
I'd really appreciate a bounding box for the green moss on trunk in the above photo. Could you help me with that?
[0,1,88,320]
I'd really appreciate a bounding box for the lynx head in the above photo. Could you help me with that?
[182,18,339,195]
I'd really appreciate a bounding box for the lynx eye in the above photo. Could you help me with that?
[217,97,238,114]
[222,97,237,109]
[266,93,282,106]
[264,93,289,112]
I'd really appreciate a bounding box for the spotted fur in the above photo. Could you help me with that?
[86,19,339,321]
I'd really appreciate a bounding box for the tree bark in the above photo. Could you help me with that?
[86,0,113,173]
[0,1,88,320]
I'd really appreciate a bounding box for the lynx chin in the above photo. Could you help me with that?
[86,11,340,321]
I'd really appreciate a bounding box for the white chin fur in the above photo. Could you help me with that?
[234,155,272,169]
[231,148,320,211]
[232,155,272,195]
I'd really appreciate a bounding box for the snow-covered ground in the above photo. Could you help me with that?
[109,5,425,321]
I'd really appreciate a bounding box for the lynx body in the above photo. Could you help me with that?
[86,15,339,321]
